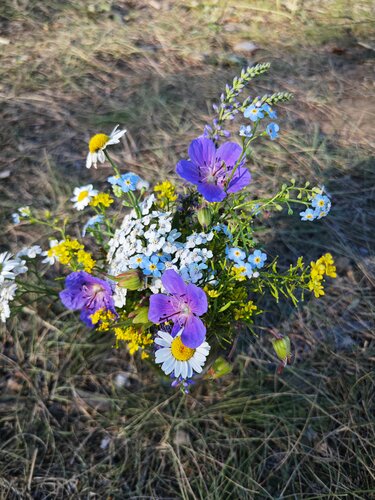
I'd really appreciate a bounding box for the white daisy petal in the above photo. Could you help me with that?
[157,330,173,343]
[163,357,176,375]
[98,150,105,163]
[86,152,93,169]
[190,357,203,373]
[154,338,171,348]
[174,362,181,378]
[181,361,188,379]
[193,352,206,364]
[155,348,170,362]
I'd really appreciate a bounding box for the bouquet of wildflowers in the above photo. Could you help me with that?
[2,64,336,391]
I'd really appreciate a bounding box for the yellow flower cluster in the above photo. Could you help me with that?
[204,286,221,298]
[154,180,177,208]
[90,308,117,332]
[231,265,247,282]
[48,239,96,272]
[77,249,96,272]
[114,325,153,358]
[234,301,258,321]
[308,253,336,298]
[89,193,114,208]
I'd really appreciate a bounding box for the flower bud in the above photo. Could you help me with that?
[197,207,212,229]
[132,307,150,324]
[272,336,291,362]
[115,270,142,290]
[207,356,232,379]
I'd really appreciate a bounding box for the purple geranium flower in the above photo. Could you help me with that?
[148,269,208,348]
[176,137,251,202]
[59,271,116,327]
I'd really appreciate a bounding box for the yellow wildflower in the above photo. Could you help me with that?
[114,326,153,356]
[234,301,258,321]
[77,249,96,273]
[90,308,117,332]
[308,276,325,298]
[47,239,96,271]
[154,180,177,208]
[310,260,325,279]
[231,265,247,282]
[89,193,114,208]
[317,253,337,278]
[204,286,221,298]
[48,239,83,266]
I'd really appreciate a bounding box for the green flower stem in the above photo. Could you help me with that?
[127,190,142,219]
[104,150,121,177]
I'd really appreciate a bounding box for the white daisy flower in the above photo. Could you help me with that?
[41,239,60,265]
[16,245,42,259]
[0,252,27,283]
[86,125,127,169]
[155,330,210,379]
[71,184,98,211]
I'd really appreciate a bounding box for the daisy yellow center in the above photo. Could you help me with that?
[170,336,195,361]
[89,133,109,153]
[77,190,89,201]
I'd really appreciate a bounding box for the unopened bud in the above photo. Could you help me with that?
[197,207,212,229]
[272,336,291,362]
[116,270,142,290]
[207,356,232,379]
[132,306,149,324]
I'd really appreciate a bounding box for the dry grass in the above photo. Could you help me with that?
[0,0,374,498]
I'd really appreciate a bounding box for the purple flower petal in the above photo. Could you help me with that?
[80,309,95,327]
[227,166,251,193]
[171,320,184,337]
[161,269,187,295]
[186,284,208,316]
[188,137,216,167]
[198,182,226,202]
[181,315,206,348]
[59,271,116,327]
[59,287,86,310]
[216,142,242,167]
[148,294,177,323]
[176,160,200,184]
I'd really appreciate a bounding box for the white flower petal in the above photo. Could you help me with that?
[155,348,170,362]
[181,361,188,379]
[190,357,203,373]
[174,361,181,378]
[154,338,171,348]
[157,330,173,343]
[162,357,175,375]
[98,150,105,163]
[186,362,193,378]
[86,152,93,169]
[193,352,206,364]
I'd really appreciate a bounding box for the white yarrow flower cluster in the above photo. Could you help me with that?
[107,195,214,306]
